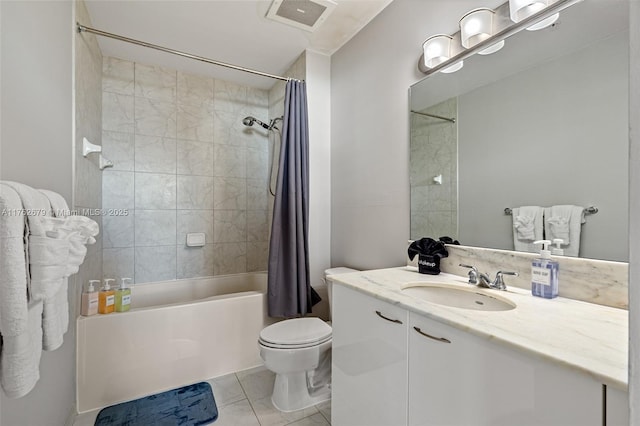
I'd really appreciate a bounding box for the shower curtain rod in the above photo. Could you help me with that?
[77,23,294,82]
[411,110,456,123]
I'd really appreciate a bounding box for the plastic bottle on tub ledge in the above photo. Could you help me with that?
[81,280,100,316]
[115,278,132,312]
[99,279,116,314]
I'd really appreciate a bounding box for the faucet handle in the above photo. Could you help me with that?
[492,271,519,290]
[459,264,479,285]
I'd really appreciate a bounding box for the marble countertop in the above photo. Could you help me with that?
[330,266,629,390]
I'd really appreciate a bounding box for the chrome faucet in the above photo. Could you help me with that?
[459,264,518,291]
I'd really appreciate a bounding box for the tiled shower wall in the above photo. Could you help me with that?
[101,57,271,283]
[410,97,458,240]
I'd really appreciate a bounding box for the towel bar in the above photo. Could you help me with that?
[504,206,598,215]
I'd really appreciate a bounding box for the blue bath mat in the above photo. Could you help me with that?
[94,382,218,426]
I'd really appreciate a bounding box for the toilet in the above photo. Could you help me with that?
[258,267,358,412]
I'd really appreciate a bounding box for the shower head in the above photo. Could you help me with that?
[242,116,270,130]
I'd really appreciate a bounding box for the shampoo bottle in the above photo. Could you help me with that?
[98,278,116,314]
[115,278,132,312]
[81,280,100,316]
[531,240,559,299]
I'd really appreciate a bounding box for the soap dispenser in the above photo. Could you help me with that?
[81,280,100,316]
[551,239,564,256]
[98,278,116,314]
[115,278,132,312]
[531,240,559,299]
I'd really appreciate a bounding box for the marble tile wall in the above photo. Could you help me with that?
[74,0,103,310]
[101,57,271,283]
[410,97,458,240]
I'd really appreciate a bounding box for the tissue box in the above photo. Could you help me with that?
[417,254,440,275]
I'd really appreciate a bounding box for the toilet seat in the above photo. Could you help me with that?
[259,317,332,349]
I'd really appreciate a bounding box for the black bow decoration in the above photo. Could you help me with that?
[408,237,453,275]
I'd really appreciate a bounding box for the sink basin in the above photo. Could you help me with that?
[401,282,516,311]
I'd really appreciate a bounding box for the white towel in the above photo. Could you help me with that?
[0,184,44,398]
[544,205,585,257]
[38,189,70,218]
[1,181,51,237]
[0,301,44,398]
[511,206,544,253]
[0,184,30,337]
[34,194,97,350]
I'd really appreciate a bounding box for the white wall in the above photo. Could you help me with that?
[0,1,76,425]
[306,50,332,316]
[331,0,503,270]
[628,0,639,423]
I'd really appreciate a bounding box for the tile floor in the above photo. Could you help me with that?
[73,366,331,426]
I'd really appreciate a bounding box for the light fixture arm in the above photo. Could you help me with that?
[418,0,583,76]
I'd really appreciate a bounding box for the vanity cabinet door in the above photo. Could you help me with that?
[408,312,601,426]
[332,284,409,426]
[606,386,629,425]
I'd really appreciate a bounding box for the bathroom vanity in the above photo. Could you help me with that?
[330,268,628,426]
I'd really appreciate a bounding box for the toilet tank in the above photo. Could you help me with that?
[324,267,359,316]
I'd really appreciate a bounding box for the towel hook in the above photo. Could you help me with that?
[82,137,102,157]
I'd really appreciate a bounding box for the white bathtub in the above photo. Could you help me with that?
[76,273,276,413]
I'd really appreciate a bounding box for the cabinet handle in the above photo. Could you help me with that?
[375,310,403,324]
[413,326,451,343]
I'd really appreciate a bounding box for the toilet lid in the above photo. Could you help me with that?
[260,317,332,346]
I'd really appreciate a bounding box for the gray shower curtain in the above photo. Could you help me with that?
[267,80,320,318]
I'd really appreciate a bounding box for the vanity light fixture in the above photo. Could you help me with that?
[418,0,581,77]
[422,35,464,73]
[460,8,505,55]
[509,0,559,30]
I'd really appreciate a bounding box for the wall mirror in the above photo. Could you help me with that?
[409,0,629,262]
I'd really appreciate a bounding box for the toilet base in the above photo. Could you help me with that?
[271,371,331,412]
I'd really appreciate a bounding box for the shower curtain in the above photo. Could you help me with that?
[267,80,320,318]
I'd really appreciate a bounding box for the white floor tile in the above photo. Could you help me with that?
[315,400,331,423]
[237,367,275,402]
[208,373,246,408]
[235,364,268,379]
[215,399,260,426]
[250,395,319,426]
[72,409,100,426]
[285,412,330,426]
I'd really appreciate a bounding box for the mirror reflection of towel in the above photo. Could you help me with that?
[544,205,585,257]
[546,216,571,244]
[511,207,543,253]
[514,215,536,241]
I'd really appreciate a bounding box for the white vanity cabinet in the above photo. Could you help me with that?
[332,284,409,426]
[408,312,602,426]
[332,282,607,426]
[606,386,629,425]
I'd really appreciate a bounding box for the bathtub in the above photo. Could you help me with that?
[76,273,276,413]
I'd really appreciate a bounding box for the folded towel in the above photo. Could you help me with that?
[514,215,536,240]
[38,189,70,218]
[0,184,30,337]
[0,300,43,398]
[41,282,69,351]
[511,206,543,253]
[544,205,585,257]
[1,181,51,237]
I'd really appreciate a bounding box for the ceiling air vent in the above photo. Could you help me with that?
[266,0,337,32]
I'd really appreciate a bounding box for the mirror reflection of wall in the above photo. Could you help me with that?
[409,0,629,262]
[410,99,458,241]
